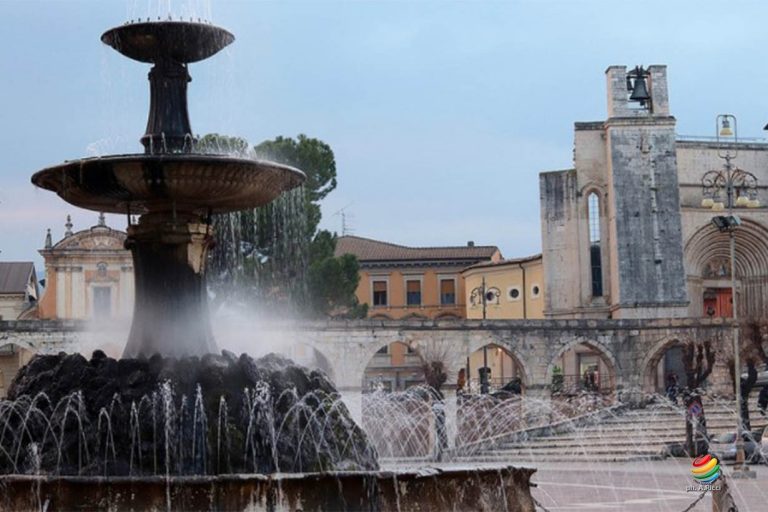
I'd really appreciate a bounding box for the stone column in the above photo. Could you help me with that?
[55,268,66,319]
[71,267,85,318]
[122,212,217,358]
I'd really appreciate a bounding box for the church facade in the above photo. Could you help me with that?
[37,215,134,321]
[540,65,768,322]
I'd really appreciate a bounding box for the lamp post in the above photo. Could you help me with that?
[470,277,500,393]
[699,114,759,479]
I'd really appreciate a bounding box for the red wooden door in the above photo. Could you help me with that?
[716,289,733,317]
[703,289,733,318]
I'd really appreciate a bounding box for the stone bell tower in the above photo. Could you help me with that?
[604,65,688,318]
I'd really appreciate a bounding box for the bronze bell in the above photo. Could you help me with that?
[628,68,651,106]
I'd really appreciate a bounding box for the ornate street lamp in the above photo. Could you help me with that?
[699,114,759,479]
[469,277,500,320]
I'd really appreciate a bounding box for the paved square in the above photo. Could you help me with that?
[528,460,768,511]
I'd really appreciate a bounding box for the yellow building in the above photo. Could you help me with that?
[336,236,501,320]
[461,255,544,320]
[459,256,543,391]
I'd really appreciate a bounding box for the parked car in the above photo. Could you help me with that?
[709,432,762,463]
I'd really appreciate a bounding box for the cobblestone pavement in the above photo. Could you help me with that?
[528,459,767,511]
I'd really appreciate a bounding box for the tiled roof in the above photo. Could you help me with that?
[462,254,542,272]
[0,262,35,294]
[335,236,500,262]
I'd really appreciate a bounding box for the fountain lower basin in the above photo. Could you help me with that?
[0,466,536,512]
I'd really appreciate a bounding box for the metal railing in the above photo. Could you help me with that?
[463,377,522,394]
[552,374,614,394]
[677,134,768,144]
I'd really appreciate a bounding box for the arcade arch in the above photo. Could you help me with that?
[548,340,617,394]
[460,343,526,394]
[642,338,687,394]
[361,341,424,392]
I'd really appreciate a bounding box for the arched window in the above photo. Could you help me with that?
[588,193,603,297]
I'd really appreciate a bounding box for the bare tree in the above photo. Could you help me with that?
[730,319,768,431]
[415,339,452,398]
[682,339,716,457]
[411,339,453,460]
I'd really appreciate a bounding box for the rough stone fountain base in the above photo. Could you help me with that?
[0,466,535,511]
[2,351,377,475]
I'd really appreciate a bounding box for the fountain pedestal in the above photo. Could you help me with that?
[123,212,216,358]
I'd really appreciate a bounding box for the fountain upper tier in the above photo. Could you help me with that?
[101,21,234,63]
[31,153,305,215]
[31,20,305,216]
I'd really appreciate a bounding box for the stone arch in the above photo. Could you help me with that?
[579,182,607,202]
[685,218,768,317]
[434,312,461,321]
[280,339,337,381]
[545,337,619,392]
[370,313,393,320]
[465,336,533,388]
[401,312,428,321]
[685,218,768,277]
[400,334,470,391]
[359,338,425,392]
[300,342,335,381]
[640,335,692,393]
[0,337,36,352]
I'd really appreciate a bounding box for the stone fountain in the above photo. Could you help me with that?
[3,16,536,511]
[32,20,304,359]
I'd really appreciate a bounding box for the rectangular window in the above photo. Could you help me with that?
[93,287,112,319]
[373,280,388,306]
[406,280,421,306]
[440,279,456,305]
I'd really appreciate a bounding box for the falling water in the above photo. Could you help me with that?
[0,352,377,477]
[209,186,310,313]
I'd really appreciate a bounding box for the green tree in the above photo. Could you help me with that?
[306,231,367,318]
[197,133,250,156]
[201,133,358,316]
[254,135,337,238]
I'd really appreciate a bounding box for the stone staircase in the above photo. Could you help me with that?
[456,398,768,463]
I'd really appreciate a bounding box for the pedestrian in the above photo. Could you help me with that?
[758,385,768,417]
[666,372,679,405]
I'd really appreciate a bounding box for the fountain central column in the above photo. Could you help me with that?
[142,59,193,154]
[123,211,217,358]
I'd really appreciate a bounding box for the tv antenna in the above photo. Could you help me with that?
[332,203,354,236]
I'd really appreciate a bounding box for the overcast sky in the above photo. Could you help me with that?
[2,0,768,269]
